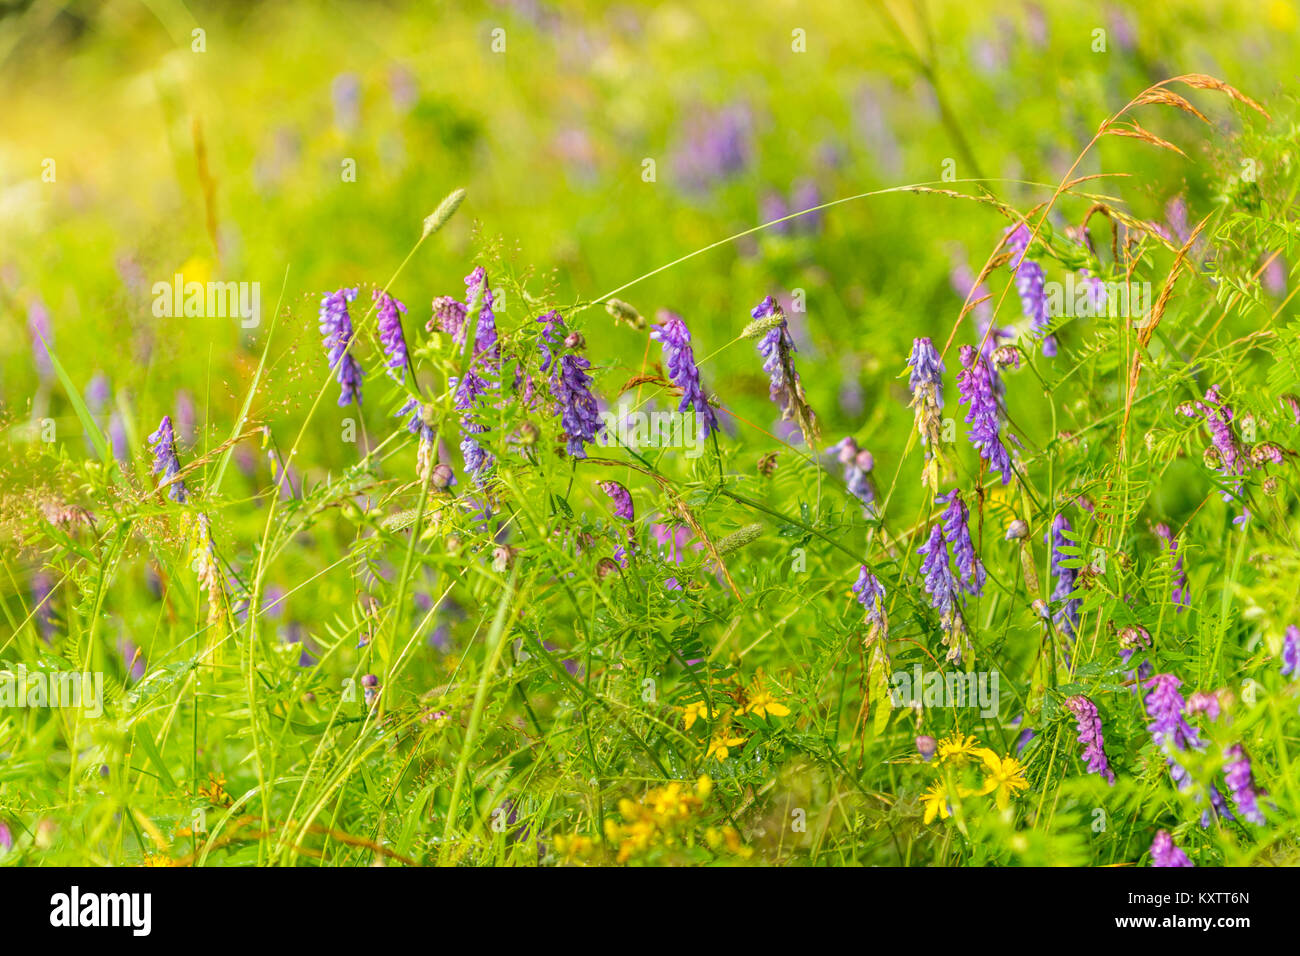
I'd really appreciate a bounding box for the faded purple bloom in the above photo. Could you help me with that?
[30,571,55,641]
[397,398,435,444]
[600,480,634,521]
[1046,514,1081,637]
[852,565,887,633]
[791,178,823,234]
[916,735,937,761]
[937,489,984,595]
[1153,523,1189,610]
[331,72,361,132]
[1186,690,1220,721]
[374,290,409,382]
[429,296,468,340]
[1282,625,1299,678]
[907,337,946,463]
[1223,744,1266,825]
[832,437,876,516]
[85,373,111,416]
[1150,830,1192,867]
[148,415,188,503]
[319,288,363,407]
[957,345,1014,484]
[1065,695,1115,785]
[673,103,751,191]
[753,296,815,439]
[651,311,718,438]
[27,299,53,380]
[1005,224,1056,356]
[1078,269,1107,315]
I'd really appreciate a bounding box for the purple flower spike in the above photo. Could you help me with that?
[374,289,409,382]
[600,481,634,521]
[1046,514,1081,637]
[1223,744,1266,825]
[464,267,499,363]
[1005,224,1057,356]
[1282,625,1299,678]
[907,338,946,485]
[536,311,602,458]
[1065,695,1115,785]
[753,296,817,441]
[918,523,967,661]
[852,565,887,634]
[319,288,363,406]
[832,437,876,516]
[957,345,1014,484]
[937,489,984,595]
[651,311,718,439]
[1144,673,1201,790]
[1150,830,1193,867]
[148,415,188,503]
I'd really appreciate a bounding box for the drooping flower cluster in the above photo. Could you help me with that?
[752,296,817,442]
[1046,514,1081,638]
[937,489,984,595]
[537,311,602,457]
[148,415,188,503]
[651,311,719,439]
[957,345,1014,484]
[1150,830,1192,867]
[1282,625,1299,679]
[396,398,445,485]
[1222,744,1266,825]
[600,480,634,521]
[374,289,409,382]
[917,523,968,662]
[319,288,363,406]
[852,565,887,636]
[1004,223,1056,356]
[906,337,945,488]
[1065,695,1116,785]
[1144,673,1201,790]
[832,437,876,516]
[450,268,501,483]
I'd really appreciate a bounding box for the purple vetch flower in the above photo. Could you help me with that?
[374,289,410,382]
[791,178,824,234]
[1153,523,1189,610]
[319,288,363,406]
[1078,269,1107,316]
[651,311,719,439]
[1119,625,1153,689]
[463,267,499,362]
[1186,690,1221,722]
[1282,625,1299,678]
[148,415,188,503]
[673,103,752,191]
[1065,695,1116,784]
[753,296,816,441]
[1150,830,1192,867]
[27,299,53,380]
[599,480,634,521]
[1046,514,1081,637]
[852,565,887,634]
[450,269,502,483]
[957,345,1014,484]
[832,437,877,516]
[917,523,967,661]
[0,821,11,854]
[428,295,468,340]
[1004,224,1056,356]
[907,338,945,485]
[1145,673,1201,790]
[536,312,602,457]
[760,190,790,235]
[85,373,111,417]
[937,489,984,595]
[1223,744,1266,824]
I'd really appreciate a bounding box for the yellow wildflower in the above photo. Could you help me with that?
[921,781,952,824]
[743,690,791,719]
[974,748,1029,809]
[706,732,746,761]
[936,733,981,766]
[682,699,711,730]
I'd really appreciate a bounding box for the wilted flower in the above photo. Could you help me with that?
[1150,830,1192,867]
[651,311,719,439]
[148,415,188,503]
[1065,695,1115,784]
[957,345,1014,484]
[374,289,409,382]
[319,288,363,406]
[907,337,945,487]
[916,735,937,761]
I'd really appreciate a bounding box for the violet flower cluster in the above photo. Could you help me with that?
[1223,744,1266,825]
[852,565,887,635]
[374,289,409,382]
[1005,223,1057,356]
[1282,625,1299,679]
[906,337,945,487]
[957,345,1014,484]
[1065,695,1115,784]
[1144,673,1201,790]
[148,415,188,503]
[937,489,985,595]
[1046,514,1081,638]
[537,311,601,457]
[832,437,876,516]
[1150,830,1192,867]
[651,311,719,439]
[917,523,967,662]
[753,296,816,441]
[450,268,501,483]
[320,287,363,407]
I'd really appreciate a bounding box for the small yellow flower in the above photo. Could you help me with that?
[974,748,1029,809]
[743,690,791,719]
[682,700,711,730]
[921,781,952,824]
[696,774,713,799]
[936,733,981,766]
[706,732,746,761]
